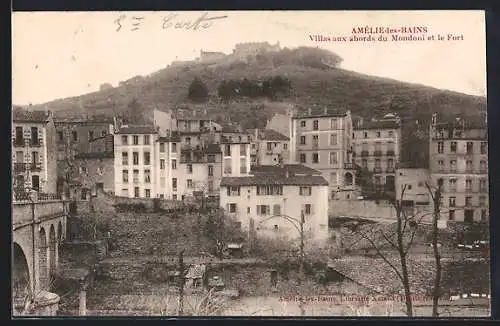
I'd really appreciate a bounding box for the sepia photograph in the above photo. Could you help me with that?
[11,10,489,317]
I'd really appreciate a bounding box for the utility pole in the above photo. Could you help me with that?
[298,210,305,316]
[178,250,185,316]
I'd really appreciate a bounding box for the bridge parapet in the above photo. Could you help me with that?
[13,199,69,228]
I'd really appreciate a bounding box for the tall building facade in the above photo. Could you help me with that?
[12,110,58,194]
[428,117,489,223]
[290,107,355,199]
[353,115,402,191]
[249,129,290,167]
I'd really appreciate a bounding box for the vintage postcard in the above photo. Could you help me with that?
[11,10,489,317]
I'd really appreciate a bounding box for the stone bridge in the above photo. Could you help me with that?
[12,194,68,316]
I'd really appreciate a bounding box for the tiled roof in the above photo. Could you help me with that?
[251,164,322,176]
[74,151,114,159]
[292,107,348,119]
[250,129,289,141]
[435,118,487,130]
[354,120,400,130]
[220,175,328,187]
[12,110,49,123]
[116,125,156,134]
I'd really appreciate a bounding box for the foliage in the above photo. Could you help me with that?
[188,77,209,103]
[203,209,245,258]
[217,76,291,101]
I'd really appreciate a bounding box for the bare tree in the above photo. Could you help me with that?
[425,178,444,317]
[346,185,423,317]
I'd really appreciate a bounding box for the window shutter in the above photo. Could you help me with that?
[256,205,260,216]
[226,203,229,212]
[227,187,230,196]
[267,205,271,215]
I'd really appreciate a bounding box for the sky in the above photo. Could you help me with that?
[12,10,486,105]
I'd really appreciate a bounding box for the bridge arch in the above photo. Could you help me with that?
[39,227,48,289]
[57,221,63,243]
[49,225,57,285]
[12,242,31,309]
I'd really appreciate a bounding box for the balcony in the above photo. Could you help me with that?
[344,163,356,169]
[386,150,395,156]
[30,163,42,172]
[373,150,383,157]
[373,167,382,173]
[14,163,26,173]
[13,138,25,147]
[360,150,369,157]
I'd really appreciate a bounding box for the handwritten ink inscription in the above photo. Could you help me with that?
[114,12,228,32]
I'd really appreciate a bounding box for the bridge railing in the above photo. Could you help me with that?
[13,191,62,203]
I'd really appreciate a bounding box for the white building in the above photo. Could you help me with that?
[220,164,329,245]
[114,125,158,198]
[248,128,290,167]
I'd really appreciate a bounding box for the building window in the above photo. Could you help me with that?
[134,187,140,198]
[465,196,472,206]
[121,135,128,145]
[57,131,63,142]
[465,178,472,191]
[145,189,151,198]
[224,145,232,156]
[31,127,40,146]
[299,186,312,196]
[133,135,139,145]
[160,159,165,169]
[480,179,487,192]
[312,153,319,164]
[300,121,306,128]
[144,135,150,145]
[330,172,337,185]
[208,165,214,176]
[304,204,312,215]
[224,158,232,174]
[257,205,270,216]
[187,179,193,188]
[466,141,473,154]
[160,143,165,152]
[330,133,337,145]
[479,160,487,172]
[450,141,457,153]
[330,119,337,129]
[364,132,368,139]
[375,159,381,169]
[312,135,319,147]
[299,153,306,163]
[448,210,455,221]
[240,158,247,174]
[185,137,191,145]
[144,152,151,165]
[388,131,394,137]
[240,144,247,156]
[449,196,456,207]
[228,203,237,213]
[481,209,487,221]
[121,189,128,196]
[257,185,283,196]
[133,170,139,183]
[273,204,281,216]
[15,126,24,145]
[376,131,381,137]
[437,160,444,170]
[132,152,139,165]
[144,169,151,183]
[283,143,288,150]
[479,196,486,206]
[172,159,177,170]
[361,159,368,169]
[172,178,177,191]
[328,152,338,166]
[172,143,177,153]
[187,164,193,174]
[31,152,39,169]
[227,186,240,196]
[437,142,444,153]
[172,194,177,200]
[122,152,128,165]
[207,154,216,163]
[122,170,128,183]
[72,131,78,142]
[387,159,394,169]
[450,160,457,172]
[300,136,306,145]
[267,142,272,151]
[480,142,487,154]
[81,189,88,200]
[448,178,457,192]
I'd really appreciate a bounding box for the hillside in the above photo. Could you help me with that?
[26,46,486,128]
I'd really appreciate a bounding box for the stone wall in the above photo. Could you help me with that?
[329,200,396,220]
[113,196,184,212]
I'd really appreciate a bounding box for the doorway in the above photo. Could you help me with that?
[31,175,40,191]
